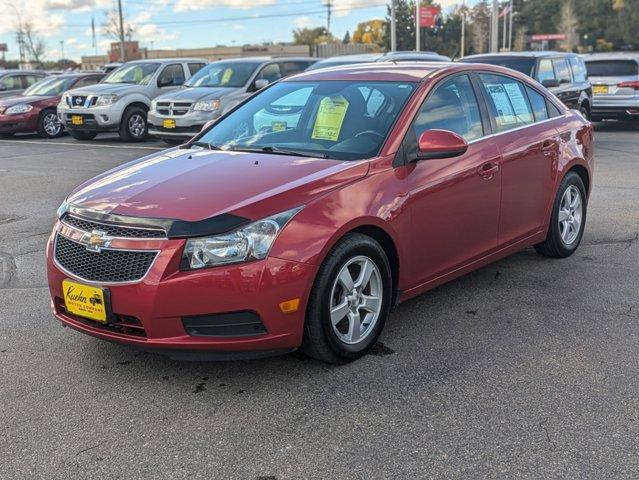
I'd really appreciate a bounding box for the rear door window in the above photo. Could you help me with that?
[526,86,549,122]
[413,74,483,142]
[553,58,572,84]
[479,73,535,133]
[569,57,587,82]
[188,63,206,76]
[586,60,639,77]
[1,75,22,90]
[536,59,556,84]
[158,64,185,87]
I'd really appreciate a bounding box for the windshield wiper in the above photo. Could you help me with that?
[230,146,329,159]
[191,141,221,150]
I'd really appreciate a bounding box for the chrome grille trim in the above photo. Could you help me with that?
[62,214,167,239]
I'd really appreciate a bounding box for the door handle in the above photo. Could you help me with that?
[478,162,499,180]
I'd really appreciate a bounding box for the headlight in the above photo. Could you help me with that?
[181,206,303,270]
[95,94,118,107]
[60,93,70,108]
[193,99,220,112]
[151,99,158,111]
[5,104,33,115]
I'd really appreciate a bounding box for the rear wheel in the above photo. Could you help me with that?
[68,130,97,141]
[301,233,392,364]
[119,106,148,142]
[37,109,64,138]
[535,171,587,258]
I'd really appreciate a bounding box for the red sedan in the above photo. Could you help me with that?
[46,63,594,363]
[0,73,104,138]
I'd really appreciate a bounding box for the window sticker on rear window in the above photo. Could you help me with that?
[311,95,349,141]
[486,84,518,125]
[503,83,533,123]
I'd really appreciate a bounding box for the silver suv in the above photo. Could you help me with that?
[584,53,639,121]
[58,58,207,141]
[148,57,316,144]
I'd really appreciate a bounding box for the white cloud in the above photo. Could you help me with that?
[174,0,276,12]
[136,23,178,42]
[294,16,313,29]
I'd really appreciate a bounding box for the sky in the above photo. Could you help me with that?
[0,0,472,62]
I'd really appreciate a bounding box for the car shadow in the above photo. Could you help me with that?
[593,120,639,132]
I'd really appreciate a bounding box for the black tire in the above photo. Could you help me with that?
[68,130,98,141]
[534,171,587,258]
[301,233,393,364]
[119,106,148,142]
[37,109,64,138]
[0,132,14,138]
[579,103,591,121]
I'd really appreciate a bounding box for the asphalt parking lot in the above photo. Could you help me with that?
[0,126,637,479]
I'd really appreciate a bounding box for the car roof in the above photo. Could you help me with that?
[314,53,384,63]
[287,61,541,84]
[461,51,575,60]
[582,52,639,62]
[209,56,316,63]
[125,58,208,64]
[378,52,451,62]
[0,70,47,76]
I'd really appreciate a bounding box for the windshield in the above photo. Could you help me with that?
[23,76,75,96]
[586,60,639,77]
[185,62,261,88]
[103,63,159,85]
[196,80,416,161]
[462,57,535,76]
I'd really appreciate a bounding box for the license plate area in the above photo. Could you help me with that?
[62,279,110,323]
[71,115,84,125]
[593,85,609,95]
[163,119,176,129]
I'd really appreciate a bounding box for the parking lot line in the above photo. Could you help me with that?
[0,139,164,151]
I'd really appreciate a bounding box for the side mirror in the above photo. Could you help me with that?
[541,78,560,88]
[253,78,269,91]
[414,129,468,161]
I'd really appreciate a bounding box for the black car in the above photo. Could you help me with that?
[459,51,593,119]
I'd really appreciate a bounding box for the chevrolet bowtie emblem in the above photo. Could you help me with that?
[80,229,112,252]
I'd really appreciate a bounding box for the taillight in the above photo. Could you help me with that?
[617,81,639,89]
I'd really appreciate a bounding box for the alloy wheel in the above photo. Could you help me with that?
[128,114,146,138]
[558,185,583,245]
[329,255,383,345]
[43,112,61,136]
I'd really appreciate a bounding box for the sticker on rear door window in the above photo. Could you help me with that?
[311,95,349,141]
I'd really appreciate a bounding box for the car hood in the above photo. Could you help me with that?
[67,83,142,96]
[67,148,369,222]
[0,95,51,107]
[156,87,238,102]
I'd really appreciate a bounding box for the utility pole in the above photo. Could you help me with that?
[502,5,507,50]
[60,40,64,60]
[508,0,514,51]
[117,0,126,62]
[415,3,420,52]
[324,0,332,36]
[390,0,396,52]
[490,0,499,53]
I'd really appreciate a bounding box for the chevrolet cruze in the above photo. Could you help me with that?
[47,63,594,364]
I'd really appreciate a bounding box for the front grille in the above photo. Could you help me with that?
[156,101,192,116]
[63,214,166,238]
[67,95,96,108]
[54,234,157,283]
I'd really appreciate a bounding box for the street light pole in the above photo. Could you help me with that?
[416,3,420,52]
[460,0,466,58]
[508,0,514,51]
[490,0,498,53]
[390,0,396,52]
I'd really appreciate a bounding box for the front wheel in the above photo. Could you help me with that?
[37,109,64,138]
[119,106,148,142]
[535,171,587,258]
[301,233,392,364]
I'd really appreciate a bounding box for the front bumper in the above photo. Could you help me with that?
[148,110,217,139]
[0,110,39,133]
[58,103,125,131]
[46,219,316,356]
